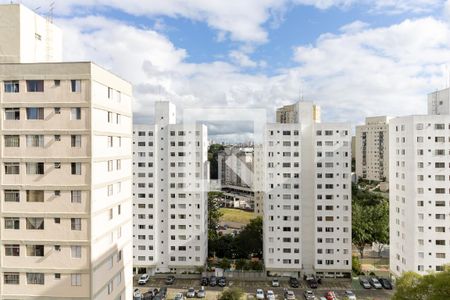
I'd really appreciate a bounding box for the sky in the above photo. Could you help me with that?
[6,0,450,142]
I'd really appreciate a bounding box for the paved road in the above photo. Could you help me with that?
[134,277,394,300]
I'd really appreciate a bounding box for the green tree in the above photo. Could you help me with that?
[392,269,450,300]
[371,201,389,257]
[208,144,225,179]
[208,191,224,240]
[219,258,231,270]
[234,259,247,270]
[233,216,263,258]
[352,202,372,258]
[219,288,244,300]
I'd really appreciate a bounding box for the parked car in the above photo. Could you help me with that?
[324,291,336,300]
[379,278,393,290]
[154,294,164,300]
[256,289,265,300]
[306,276,318,289]
[201,277,209,286]
[138,274,150,285]
[134,288,143,300]
[165,275,176,285]
[218,277,227,287]
[303,290,316,300]
[210,276,217,287]
[284,289,296,300]
[196,288,206,298]
[159,287,168,297]
[289,277,299,288]
[272,278,280,287]
[143,291,155,300]
[174,293,185,300]
[186,288,196,298]
[369,277,382,289]
[266,290,276,300]
[344,290,356,300]
[359,277,371,289]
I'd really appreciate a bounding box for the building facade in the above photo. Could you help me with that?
[0,62,133,299]
[133,102,209,275]
[355,116,390,182]
[389,88,450,276]
[263,101,352,278]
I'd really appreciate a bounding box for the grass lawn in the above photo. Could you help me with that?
[219,208,255,225]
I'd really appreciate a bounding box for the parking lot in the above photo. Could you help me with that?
[134,276,395,299]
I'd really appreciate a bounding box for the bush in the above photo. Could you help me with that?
[219,288,244,300]
[352,256,362,275]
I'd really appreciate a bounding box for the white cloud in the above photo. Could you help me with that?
[369,0,444,14]
[339,20,370,33]
[445,0,450,18]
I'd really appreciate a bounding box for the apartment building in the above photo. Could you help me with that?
[0,4,133,300]
[355,116,390,182]
[263,101,352,278]
[390,88,450,276]
[133,101,209,275]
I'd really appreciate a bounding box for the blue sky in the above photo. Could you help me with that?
[5,0,450,141]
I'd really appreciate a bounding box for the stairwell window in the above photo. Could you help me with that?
[4,81,19,93]
[26,107,44,120]
[26,80,44,92]
[71,108,81,120]
[71,163,81,175]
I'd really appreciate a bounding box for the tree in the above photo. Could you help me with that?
[234,259,247,270]
[219,288,244,300]
[392,269,450,300]
[208,144,225,179]
[219,258,231,270]
[208,191,224,240]
[233,216,263,258]
[352,256,362,275]
[371,201,389,257]
[352,202,372,258]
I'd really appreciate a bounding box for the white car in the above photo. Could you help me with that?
[256,289,265,300]
[344,291,356,300]
[138,274,150,285]
[186,288,196,298]
[369,278,382,289]
[266,290,276,300]
[272,278,280,287]
[303,290,316,300]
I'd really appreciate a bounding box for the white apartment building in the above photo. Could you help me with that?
[0,5,133,299]
[390,89,450,276]
[0,4,62,63]
[133,101,209,275]
[0,62,133,299]
[264,101,352,278]
[355,116,390,182]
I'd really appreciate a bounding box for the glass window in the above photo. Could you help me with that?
[71,80,81,92]
[71,163,81,175]
[26,218,44,230]
[4,81,19,93]
[4,244,20,256]
[26,80,44,92]
[4,190,20,202]
[26,107,44,120]
[71,274,81,286]
[5,108,20,120]
[26,245,44,256]
[71,246,81,258]
[71,135,81,147]
[4,135,20,147]
[4,273,19,285]
[4,217,20,229]
[26,162,44,175]
[26,135,44,147]
[4,162,20,174]
[26,190,44,202]
[27,273,44,285]
[71,190,81,203]
[71,108,81,120]
[71,218,81,230]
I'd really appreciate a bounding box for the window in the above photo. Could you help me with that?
[4,273,19,285]
[54,107,61,114]
[4,108,20,120]
[5,162,20,174]
[4,190,20,202]
[26,162,44,175]
[71,135,81,147]
[26,135,44,147]
[71,246,81,258]
[54,162,61,169]
[26,80,44,92]
[55,273,61,279]
[71,163,81,175]
[26,190,44,202]
[27,273,44,285]
[26,245,44,256]
[71,218,81,230]
[54,80,60,86]
[26,107,44,120]
[71,274,81,286]
[26,218,44,230]
[71,190,81,203]
[5,244,20,256]
[4,81,19,93]
[4,135,20,147]
[108,280,113,294]
[5,217,20,229]
[71,80,81,92]
[71,108,81,120]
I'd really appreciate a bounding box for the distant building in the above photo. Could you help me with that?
[428,87,450,115]
[132,101,209,275]
[264,101,352,278]
[355,116,390,182]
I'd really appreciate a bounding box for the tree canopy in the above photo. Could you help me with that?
[392,269,450,300]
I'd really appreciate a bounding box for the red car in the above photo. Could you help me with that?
[325,291,337,300]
